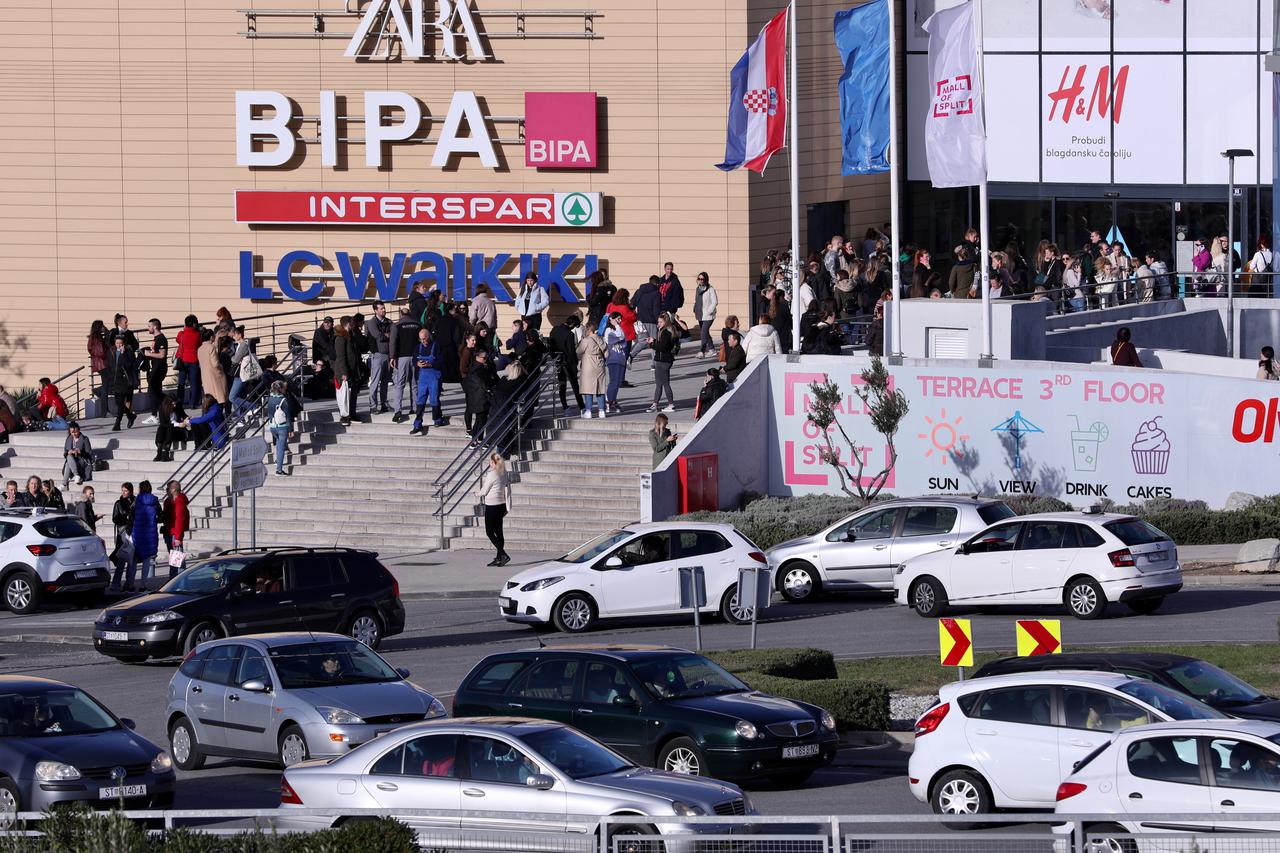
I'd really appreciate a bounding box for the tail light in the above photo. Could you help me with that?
[748,552,768,564]
[914,703,949,737]
[1108,548,1136,567]
[26,544,56,556]
[1056,782,1087,801]
[279,775,303,805]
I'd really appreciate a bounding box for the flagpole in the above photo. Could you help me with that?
[788,0,802,354]
[973,0,992,360]
[887,0,902,357]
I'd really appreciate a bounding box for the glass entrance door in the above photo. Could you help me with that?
[1054,200,1114,256]
[1115,202,1173,266]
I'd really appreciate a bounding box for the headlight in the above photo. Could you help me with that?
[425,698,447,719]
[95,610,109,623]
[317,706,365,726]
[141,610,182,623]
[34,761,80,782]
[520,576,565,592]
[820,710,837,731]
[671,801,705,816]
[734,720,760,740]
[742,793,758,815]
[150,751,173,774]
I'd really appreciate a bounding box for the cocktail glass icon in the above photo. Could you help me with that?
[1069,417,1109,473]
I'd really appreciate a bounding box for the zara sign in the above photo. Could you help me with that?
[345,0,486,60]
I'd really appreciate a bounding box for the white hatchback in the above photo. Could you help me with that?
[908,671,1227,815]
[1053,719,1280,852]
[499,523,770,633]
[0,507,110,614]
[894,511,1182,620]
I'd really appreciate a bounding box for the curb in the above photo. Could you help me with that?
[838,730,913,750]
[401,590,494,601]
[9,633,93,647]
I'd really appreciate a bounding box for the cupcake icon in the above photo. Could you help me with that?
[1130,417,1171,475]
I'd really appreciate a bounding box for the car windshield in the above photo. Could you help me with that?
[0,688,118,737]
[1104,518,1169,546]
[268,640,401,688]
[1165,660,1268,705]
[630,654,749,700]
[559,529,632,564]
[1117,679,1228,720]
[160,558,254,595]
[520,726,632,779]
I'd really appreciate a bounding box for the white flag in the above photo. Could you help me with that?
[923,1,987,188]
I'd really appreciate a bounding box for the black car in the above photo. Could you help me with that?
[453,645,840,785]
[974,652,1280,719]
[92,547,405,662]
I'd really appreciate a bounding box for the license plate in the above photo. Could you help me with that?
[782,744,820,760]
[103,631,128,641]
[99,784,146,799]
[1146,552,1167,563]
[75,570,98,578]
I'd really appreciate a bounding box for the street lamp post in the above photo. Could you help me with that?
[1221,148,1254,358]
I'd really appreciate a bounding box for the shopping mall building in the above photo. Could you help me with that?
[1,0,1276,384]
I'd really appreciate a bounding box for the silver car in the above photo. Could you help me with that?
[279,717,755,848]
[767,496,1015,602]
[165,633,445,770]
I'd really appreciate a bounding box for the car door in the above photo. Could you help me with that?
[817,507,903,588]
[221,645,276,757]
[285,554,347,631]
[572,660,648,762]
[1013,522,1087,604]
[599,533,680,614]
[889,505,961,585]
[949,521,1022,604]
[503,658,580,724]
[188,644,242,750]
[1120,735,1214,834]
[460,735,567,833]
[223,556,290,634]
[1057,686,1153,782]
[962,684,1061,805]
[361,734,461,829]
[1206,737,1280,836]
[669,530,739,609]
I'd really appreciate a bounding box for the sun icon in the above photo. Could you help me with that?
[918,408,969,466]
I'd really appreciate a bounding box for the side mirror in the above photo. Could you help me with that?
[604,556,623,569]
[241,679,269,693]
[525,773,555,791]
[395,668,411,679]
[611,695,639,709]
[958,543,970,555]
[843,531,858,543]
[120,718,136,730]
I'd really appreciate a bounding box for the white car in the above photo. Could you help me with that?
[0,507,110,614]
[1053,719,1280,852]
[499,523,770,633]
[908,671,1227,815]
[894,511,1182,620]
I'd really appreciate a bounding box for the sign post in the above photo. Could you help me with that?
[230,436,269,549]
[938,617,973,680]
[1016,619,1062,657]
[737,566,772,650]
[677,566,708,651]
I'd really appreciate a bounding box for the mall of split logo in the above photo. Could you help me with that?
[1047,64,1129,124]
[346,0,485,60]
[932,75,974,118]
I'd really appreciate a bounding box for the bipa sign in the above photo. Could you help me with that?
[524,92,598,169]
[346,0,485,61]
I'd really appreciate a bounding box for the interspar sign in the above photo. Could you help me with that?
[235,191,601,228]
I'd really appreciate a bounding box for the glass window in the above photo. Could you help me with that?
[403,735,460,778]
[236,651,271,687]
[33,517,94,539]
[1116,680,1227,721]
[511,659,579,701]
[1021,522,1074,551]
[520,726,632,779]
[1062,687,1152,732]
[628,654,748,701]
[900,506,958,538]
[464,737,540,785]
[580,662,639,706]
[561,529,631,564]
[200,645,243,687]
[0,523,19,543]
[826,508,898,543]
[268,640,401,689]
[0,688,119,737]
[1127,737,1202,786]
[161,558,253,595]
[1104,519,1170,546]
[1209,739,1280,792]
[1075,525,1106,548]
[615,533,670,566]
[673,531,730,558]
[371,744,405,776]
[966,523,1022,553]
[977,503,1017,525]
[470,660,529,694]
[178,648,208,679]
[970,686,1053,726]
[1165,660,1266,706]
[290,555,338,589]
[236,560,285,596]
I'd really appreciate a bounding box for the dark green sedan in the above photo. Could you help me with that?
[452,645,839,785]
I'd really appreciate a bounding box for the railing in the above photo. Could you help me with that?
[11,365,88,422]
[431,353,560,547]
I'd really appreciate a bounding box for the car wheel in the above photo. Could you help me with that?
[0,778,19,828]
[910,577,948,618]
[3,572,40,615]
[1084,823,1138,853]
[184,621,222,653]
[1125,596,1164,615]
[610,823,659,853]
[1066,578,1107,620]
[720,584,754,625]
[347,610,383,649]
[552,593,596,633]
[169,717,206,771]
[930,769,991,817]
[278,724,310,768]
[779,562,821,603]
[657,737,707,777]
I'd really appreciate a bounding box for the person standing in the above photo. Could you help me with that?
[311,316,337,368]
[332,317,357,427]
[389,306,421,424]
[110,314,140,353]
[1110,326,1143,367]
[108,483,135,593]
[658,262,684,318]
[649,413,677,468]
[723,331,747,385]
[410,327,444,436]
[266,380,295,475]
[140,318,168,425]
[364,302,393,415]
[197,327,229,405]
[73,486,101,536]
[693,273,718,358]
[162,480,189,575]
[61,422,92,487]
[549,314,584,415]
[463,347,497,442]
[603,313,628,415]
[87,320,110,415]
[469,283,498,332]
[476,452,510,567]
[128,481,160,593]
[743,314,783,361]
[585,270,616,330]
[514,272,549,331]
[647,313,677,413]
[227,326,261,414]
[629,276,662,364]
[1258,346,1279,381]
[174,315,201,409]
[576,323,607,419]
[108,334,138,431]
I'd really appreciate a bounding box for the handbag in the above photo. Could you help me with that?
[167,548,186,570]
[93,458,109,472]
[717,342,727,363]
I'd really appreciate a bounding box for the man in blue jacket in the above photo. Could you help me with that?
[410,328,445,435]
[629,275,663,365]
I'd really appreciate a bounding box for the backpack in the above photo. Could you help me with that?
[269,396,289,428]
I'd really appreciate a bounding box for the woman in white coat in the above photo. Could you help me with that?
[476,452,511,567]
[692,272,719,358]
[742,314,783,362]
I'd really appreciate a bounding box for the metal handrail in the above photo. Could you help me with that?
[431,353,559,547]
[12,365,87,419]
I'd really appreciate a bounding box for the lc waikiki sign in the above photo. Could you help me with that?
[767,356,1280,510]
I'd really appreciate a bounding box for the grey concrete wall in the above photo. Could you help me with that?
[1046,308,1229,363]
[890,299,1047,360]
[1240,305,1280,359]
[1044,299,1187,331]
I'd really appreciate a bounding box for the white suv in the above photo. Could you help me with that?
[0,508,110,614]
[895,511,1182,619]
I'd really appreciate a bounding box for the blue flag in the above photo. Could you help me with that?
[834,0,890,175]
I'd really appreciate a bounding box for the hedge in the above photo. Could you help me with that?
[710,647,838,680]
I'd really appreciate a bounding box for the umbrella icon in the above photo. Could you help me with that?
[991,410,1044,471]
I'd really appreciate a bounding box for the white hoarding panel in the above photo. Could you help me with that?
[984,54,1040,183]
[1114,0,1184,52]
[1041,2,1109,52]
[1185,54,1261,185]
[1187,0,1260,51]
[1113,55,1183,184]
[980,0,1038,51]
[1041,55,1113,184]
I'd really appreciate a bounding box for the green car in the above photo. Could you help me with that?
[452,645,839,786]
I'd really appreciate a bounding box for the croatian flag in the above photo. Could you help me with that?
[716,7,789,173]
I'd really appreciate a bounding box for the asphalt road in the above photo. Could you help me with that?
[2,581,1279,816]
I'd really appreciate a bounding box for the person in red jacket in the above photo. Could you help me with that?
[161,479,189,575]
[35,378,68,422]
[174,314,202,409]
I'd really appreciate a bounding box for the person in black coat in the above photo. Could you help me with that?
[107,336,138,431]
[696,368,728,420]
[585,270,616,330]
[311,317,336,367]
[434,303,464,384]
[548,315,584,414]
[659,263,684,315]
[463,348,497,442]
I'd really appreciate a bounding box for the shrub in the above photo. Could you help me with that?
[991,494,1073,515]
[740,673,890,731]
[709,648,837,680]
